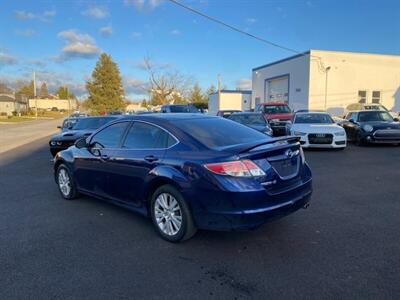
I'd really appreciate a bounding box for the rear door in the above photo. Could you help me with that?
[105,121,177,207]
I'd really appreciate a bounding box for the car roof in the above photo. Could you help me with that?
[349,110,382,113]
[230,112,262,115]
[119,113,214,122]
[295,111,329,115]
[259,102,289,105]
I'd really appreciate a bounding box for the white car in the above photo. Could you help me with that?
[289,112,347,149]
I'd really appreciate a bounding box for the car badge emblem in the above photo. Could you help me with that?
[285,149,293,158]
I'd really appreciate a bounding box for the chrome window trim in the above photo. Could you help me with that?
[119,120,180,150]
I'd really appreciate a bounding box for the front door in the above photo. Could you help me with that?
[74,121,130,197]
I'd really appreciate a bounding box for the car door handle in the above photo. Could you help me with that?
[144,155,159,162]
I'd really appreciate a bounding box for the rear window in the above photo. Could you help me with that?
[176,118,269,148]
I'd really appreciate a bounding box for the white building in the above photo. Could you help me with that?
[28,98,78,111]
[208,90,252,115]
[252,50,400,115]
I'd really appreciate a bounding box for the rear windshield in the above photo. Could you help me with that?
[176,118,269,148]
[263,105,291,114]
[295,113,333,124]
[358,111,393,122]
[73,117,116,130]
[229,114,266,126]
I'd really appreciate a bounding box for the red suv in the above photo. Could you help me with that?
[255,102,293,136]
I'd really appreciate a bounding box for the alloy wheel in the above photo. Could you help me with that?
[154,193,182,236]
[58,168,71,197]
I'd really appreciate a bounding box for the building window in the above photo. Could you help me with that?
[372,91,381,103]
[358,90,367,103]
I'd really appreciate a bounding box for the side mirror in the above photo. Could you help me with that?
[57,125,62,129]
[75,137,88,149]
[349,119,355,123]
[394,117,399,122]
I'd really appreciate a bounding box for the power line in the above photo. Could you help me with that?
[167,0,303,55]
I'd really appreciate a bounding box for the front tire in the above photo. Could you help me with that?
[150,185,197,242]
[56,164,78,200]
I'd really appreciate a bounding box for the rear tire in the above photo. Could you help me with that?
[56,164,78,200]
[150,185,197,242]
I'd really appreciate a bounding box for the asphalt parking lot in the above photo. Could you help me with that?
[0,138,399,299]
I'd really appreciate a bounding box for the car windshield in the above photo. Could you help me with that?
[63,118,78,128]
[72,117,116,130]
[176,117,269,149]
[358,111,393,122]
[263,105,291,114]
[229,114,266,126]
[295,113,334,124]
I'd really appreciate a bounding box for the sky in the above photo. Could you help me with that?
[0,0,399,101]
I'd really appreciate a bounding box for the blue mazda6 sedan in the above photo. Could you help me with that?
[54,114,312,242]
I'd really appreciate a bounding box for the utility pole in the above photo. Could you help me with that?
[324,66,331,111]
[217,74,221,100]
[33,71,37,119]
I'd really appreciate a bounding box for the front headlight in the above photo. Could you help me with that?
[56,141,62,146]
[363,125,374,132]
[294,131,307,136]
[50,141,56,146]
[334,131,345,136]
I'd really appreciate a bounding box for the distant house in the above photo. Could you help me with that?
[0,94,27,116]
[126,102,144,112]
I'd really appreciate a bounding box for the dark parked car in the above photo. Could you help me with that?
[216,110,241,118]
[228,112,273,136]
[160,104,199,113]
[53,114,312,242]
[49,116,118,156]
[342,110,400,145]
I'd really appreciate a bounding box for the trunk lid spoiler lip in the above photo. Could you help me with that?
[216,136,300,154]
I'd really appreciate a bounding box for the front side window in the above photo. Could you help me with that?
[122,122,175,149]
[90,122,128,149]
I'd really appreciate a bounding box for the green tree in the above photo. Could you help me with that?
[86,53,125,114]
[56,86,69,99]
[141,99,147,107]
[188,83,206,104]
[16,81,35,100]
[205,84,217,95]
[39,82,49,98]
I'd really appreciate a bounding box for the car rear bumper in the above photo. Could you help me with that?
[187,178,312,231]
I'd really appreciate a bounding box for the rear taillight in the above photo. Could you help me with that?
[204,160,265,177]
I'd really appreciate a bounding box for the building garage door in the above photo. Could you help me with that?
[265,75,289,102]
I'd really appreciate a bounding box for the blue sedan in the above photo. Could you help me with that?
[54,114,312,242]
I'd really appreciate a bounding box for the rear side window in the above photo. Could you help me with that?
[90,122,128,149]
[122,122,175,149]
[176,118,268,149]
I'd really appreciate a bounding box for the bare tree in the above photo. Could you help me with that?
[142,56,193,106]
